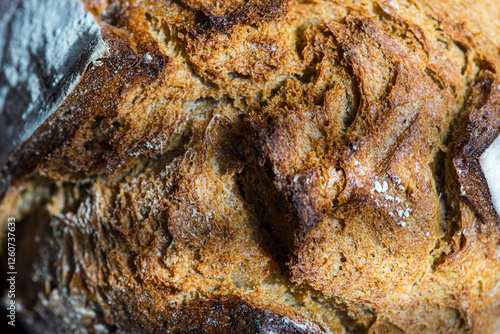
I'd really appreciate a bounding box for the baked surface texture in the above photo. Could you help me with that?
[1,0,500,333]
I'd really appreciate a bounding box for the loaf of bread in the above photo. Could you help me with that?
[1,0,500,333]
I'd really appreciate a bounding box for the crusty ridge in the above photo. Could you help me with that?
[1,0,500,333]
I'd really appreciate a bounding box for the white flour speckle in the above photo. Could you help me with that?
[382,181,388,193]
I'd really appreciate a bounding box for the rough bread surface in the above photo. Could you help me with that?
[1,0,500,333]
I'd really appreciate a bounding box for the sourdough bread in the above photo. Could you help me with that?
[1,0,500,333]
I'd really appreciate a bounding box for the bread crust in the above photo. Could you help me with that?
[1,0,500,333]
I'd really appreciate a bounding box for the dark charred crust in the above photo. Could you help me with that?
[452,71,499,158]
[176,0,290,32]
[163,295,330,333]
[451,70,500,224]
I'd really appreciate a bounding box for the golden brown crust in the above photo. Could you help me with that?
[2,0,500,333]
